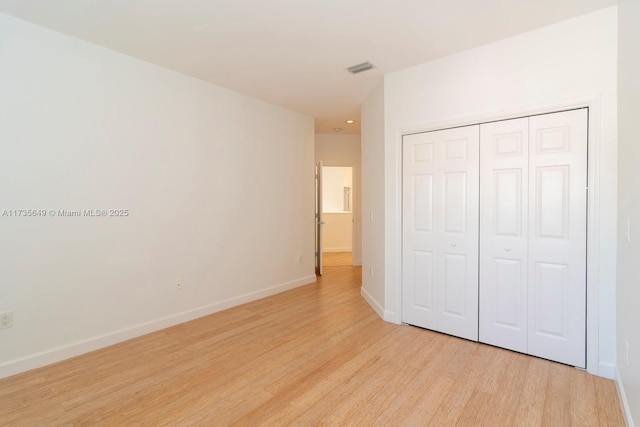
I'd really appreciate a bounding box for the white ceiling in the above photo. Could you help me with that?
[0,0,618,134]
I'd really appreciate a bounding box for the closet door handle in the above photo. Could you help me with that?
[451,242,457,247]
[504,245,511,252]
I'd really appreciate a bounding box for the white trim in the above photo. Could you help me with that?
[598,361,616,380]
[392,95,603,375]
[319,162,359,267]
[616,368,635,427]
[585,98,602,377]
[361,286,400,324]
[384,309,401,324]
[353,259,362,266]
[352,164,360,266]
[361,286,385,318]
[0,275,316,380]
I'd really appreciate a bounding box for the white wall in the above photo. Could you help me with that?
[322,166,352,213]
[360,83,387,318]
[315,134,361,264]
[617,0,640,423]
[322,213,352,252]
[0,14,315,378]
[363,7,618,376]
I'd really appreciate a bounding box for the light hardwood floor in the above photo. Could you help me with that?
[322,251,352,267]
[0,264,625,426]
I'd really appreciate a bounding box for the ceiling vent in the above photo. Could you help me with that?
[346,62,375,74]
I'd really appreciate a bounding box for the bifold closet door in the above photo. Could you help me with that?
[402,126,479,341]
[479,109,588,368]
[479,117,529,353]
[527,109,587,368]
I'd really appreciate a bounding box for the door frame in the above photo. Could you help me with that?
[392,96,603,376]
[315,161,323,275]
[317,163,358,268]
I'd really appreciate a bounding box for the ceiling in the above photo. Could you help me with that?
[0,0,618,134]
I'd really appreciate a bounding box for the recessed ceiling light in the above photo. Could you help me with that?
[346,62,375,74]
[334,127,342,132]
[345,120,355,124]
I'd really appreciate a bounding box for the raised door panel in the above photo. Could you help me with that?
[443,253,467,316]
[528,109,587,368]
[492,259,524,326]
[444,172,467,234]
[413,174,433,232]
[479,118,529,353]
[412,251,434,309]
[494,169,522,236]
[536,166,569,239]
[533,262,569,338]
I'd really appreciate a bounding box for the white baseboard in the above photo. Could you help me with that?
[599,361,616,379]
[359,287,401,325]
[616,368,635,427]
[0,275,316,380]
[384,310,400,324]
[360,286,384,319]
[323,247,352,253]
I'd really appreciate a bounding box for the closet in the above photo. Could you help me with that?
[401,109,588,368]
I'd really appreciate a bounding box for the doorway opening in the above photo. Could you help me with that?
[316,165,354,273]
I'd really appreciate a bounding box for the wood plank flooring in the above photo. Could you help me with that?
[322,251,352,267]
[0,264,625,426]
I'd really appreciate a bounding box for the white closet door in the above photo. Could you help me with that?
[402,132,438,330]
[479,118,529,352]
[528,109,587,368]
[402,126,479,341]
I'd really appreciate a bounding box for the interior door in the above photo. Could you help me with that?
[315,161,324,275]
[527,109,587,368]
[402,125,480,341]
[479,117,529,352]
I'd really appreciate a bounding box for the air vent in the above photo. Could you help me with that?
[346,62,375,74]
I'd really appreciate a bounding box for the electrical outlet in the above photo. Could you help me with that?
[0,312,13,330]
[298,254,303,263]
[176,280,182,292]
[369,267,374,278]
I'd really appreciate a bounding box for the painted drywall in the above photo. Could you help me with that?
[322,166,352,213]
[360,83,386,318]
[315,134,361,264]
[369,7,618,375]
[617,0,640,423]
[0,14,315,378]
[322,213,352,252]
